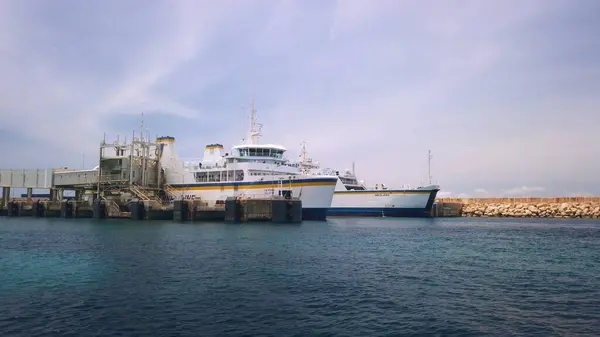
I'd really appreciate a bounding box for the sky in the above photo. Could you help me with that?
[1,0,599,198]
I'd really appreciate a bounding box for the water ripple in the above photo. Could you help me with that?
[0,217,599,336]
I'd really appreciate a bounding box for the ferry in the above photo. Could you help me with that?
[297,143,440,217]
[157,100,338,220]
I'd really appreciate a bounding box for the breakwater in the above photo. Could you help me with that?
[437,197,600,218]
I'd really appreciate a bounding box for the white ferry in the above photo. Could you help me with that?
[157,101,338,220]
[297,144,440,217]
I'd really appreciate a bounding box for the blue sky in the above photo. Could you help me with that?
[1,0,599,198]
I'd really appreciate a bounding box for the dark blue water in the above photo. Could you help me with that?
[1,217,599,336]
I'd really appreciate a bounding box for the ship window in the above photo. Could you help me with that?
[269,150,282,159]
[208,171,220,182]
[235,170,244,181]
[195,172,208,182]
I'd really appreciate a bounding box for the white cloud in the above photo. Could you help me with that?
[0,1,248,161]
[503,186,546,196]
[567,191,595,197]
[437,191,470,199]
[474,188,489,195]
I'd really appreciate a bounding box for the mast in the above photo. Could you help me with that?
[247,97,262,145]
[299,141,307,163]
[298,141,319,174]
[140,112,145,142]
[428,150,432,185]
[352,161,356,176]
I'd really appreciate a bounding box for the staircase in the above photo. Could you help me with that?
[106,199,121,217]
[129,184,161,203]
[99,196,122,217]
[163,184,180,201]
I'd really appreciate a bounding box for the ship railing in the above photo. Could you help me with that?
[234,191,293,200]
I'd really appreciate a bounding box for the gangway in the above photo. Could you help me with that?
[0,169,54,189]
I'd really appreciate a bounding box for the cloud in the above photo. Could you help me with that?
[567,191,594,197]
[474,188,489,195]
[437,191,470,199]
[503,186,546,196]
[0,0,248,164]
[1,0,599,197]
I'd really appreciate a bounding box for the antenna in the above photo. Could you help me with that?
[140,112,145,142]
[247,97,262,145]
[298,141,319,174]
[352,161,356,176]
[428,150,432,185]
[299,141,307,162]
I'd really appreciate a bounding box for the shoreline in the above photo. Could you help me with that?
[436,197,600,219]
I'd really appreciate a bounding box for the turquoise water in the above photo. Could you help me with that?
[0,217,599,336]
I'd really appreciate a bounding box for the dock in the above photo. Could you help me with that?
[0,135,302,223]
[430,202,463,217]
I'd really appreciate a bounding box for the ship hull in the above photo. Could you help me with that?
[328,188,439,217]
[168,177,337,221]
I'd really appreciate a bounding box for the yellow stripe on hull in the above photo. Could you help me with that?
[171,181,336,191]
[334,190,433,195]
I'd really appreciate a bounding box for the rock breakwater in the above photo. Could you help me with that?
[462,202,600,218]
[437,197,600,219]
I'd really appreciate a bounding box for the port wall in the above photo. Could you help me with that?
[437,197,600,204]
[436,197,600,218]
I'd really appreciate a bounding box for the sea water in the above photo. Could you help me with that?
[0,217,599,336]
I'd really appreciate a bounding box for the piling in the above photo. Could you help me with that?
[224,197,243,223]
[92,200,107,219]
[271,198,302,223]
[34,201,44,217]
[61,200,74,218]
[129,200,146,220]
[7,201,19,217]
[173,200,190,221]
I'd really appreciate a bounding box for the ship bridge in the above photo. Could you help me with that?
[230,144,287,160]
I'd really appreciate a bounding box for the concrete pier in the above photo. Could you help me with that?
[1,134,306,224]
[431,202,463,217]
[224,197,302,223]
